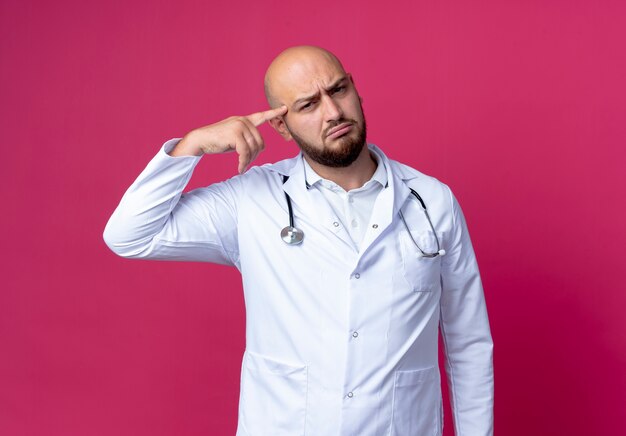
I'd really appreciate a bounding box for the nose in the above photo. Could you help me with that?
[321,95,343,122]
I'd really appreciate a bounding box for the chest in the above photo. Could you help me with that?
[236,185,444,299]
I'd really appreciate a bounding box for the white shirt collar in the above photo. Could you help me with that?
[302,145,388,193]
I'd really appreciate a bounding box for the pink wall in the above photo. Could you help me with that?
[2,1,625,434]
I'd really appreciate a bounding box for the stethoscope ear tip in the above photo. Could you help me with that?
[438,249,446,256]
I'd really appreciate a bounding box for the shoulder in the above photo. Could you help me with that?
[393,159,453,202]
[371,144,456,217]
[240,154,299,183]
[388,158,433,182]
[372,143,451,195]
[252,154,299,177]
[212,154,299,197]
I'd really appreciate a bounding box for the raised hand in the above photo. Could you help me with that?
[171,105,288,173]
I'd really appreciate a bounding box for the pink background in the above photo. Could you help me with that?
[2,0,625,434]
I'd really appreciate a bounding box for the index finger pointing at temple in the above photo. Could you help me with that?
[245,105,288,127]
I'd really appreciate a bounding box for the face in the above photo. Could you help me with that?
[270,56,367,167]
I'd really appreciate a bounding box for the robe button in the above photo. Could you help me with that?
[354,273,360,279]
[347,392,354,398]
[333,221,339,227]
[372,224,378,229]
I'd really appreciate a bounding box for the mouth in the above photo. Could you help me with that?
[326,122,353,140]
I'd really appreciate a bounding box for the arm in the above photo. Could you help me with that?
[102,139,241,265]
[102,106,287,265]
[439,187,494,436]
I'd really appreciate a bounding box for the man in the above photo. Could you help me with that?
[104,46,493,435]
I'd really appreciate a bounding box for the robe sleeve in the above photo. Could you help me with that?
[103,138,241,267]
[439,185,494,436]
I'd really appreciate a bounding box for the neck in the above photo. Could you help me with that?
[304,145,377,191]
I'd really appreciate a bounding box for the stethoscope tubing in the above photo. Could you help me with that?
[280,175,444,257]
[400,189,444,258]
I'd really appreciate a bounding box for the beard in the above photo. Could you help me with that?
[287,116,367,168]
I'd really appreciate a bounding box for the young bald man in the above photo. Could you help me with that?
[104,46,494,436]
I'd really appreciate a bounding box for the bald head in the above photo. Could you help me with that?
[264,46,347,108]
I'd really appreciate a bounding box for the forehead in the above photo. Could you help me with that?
[271,53,346,103]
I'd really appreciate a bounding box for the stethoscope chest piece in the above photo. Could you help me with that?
[280,174,305,245]
[281,226,304,245]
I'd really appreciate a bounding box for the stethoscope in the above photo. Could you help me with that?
[279,175,446,258]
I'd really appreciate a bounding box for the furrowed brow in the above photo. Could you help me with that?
[324,76,348,92]
[293,92,320,107]
[292,76,349,107]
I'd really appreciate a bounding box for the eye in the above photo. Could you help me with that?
[331,86,346,95]
[299,101,316,111]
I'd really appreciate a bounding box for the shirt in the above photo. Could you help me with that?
[302,148,387,250]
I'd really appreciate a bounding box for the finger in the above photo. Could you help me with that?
[236,143,250,174]
[240,117,265,151]
[241,147,262,173]
[239,119,266,171]
[235,134,254,174]
[238,121,263,165]
[245,105,288,127]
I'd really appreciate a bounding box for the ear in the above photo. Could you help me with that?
[347,72,358,89]
[347,73,363,103]
[269,116,293,141]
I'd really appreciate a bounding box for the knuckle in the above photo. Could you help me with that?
[238,146,250,157]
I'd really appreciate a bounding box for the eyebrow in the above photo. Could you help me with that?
[292,75,348,107]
